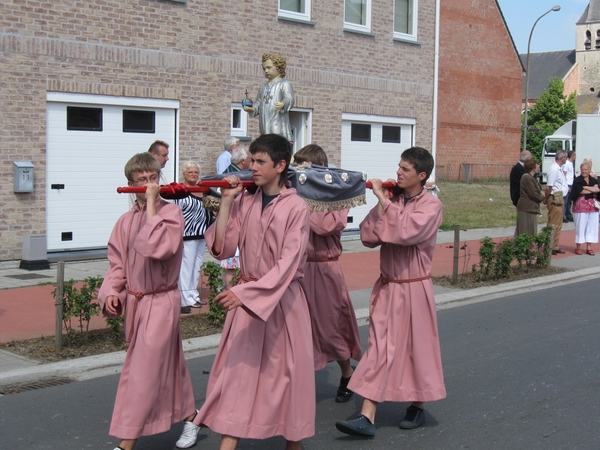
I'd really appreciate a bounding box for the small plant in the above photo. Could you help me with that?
[534,226,553,268]
[202,261,228,327]
[514,233,534,271]
[51,276,103,340]
[493,238,514,279]
[478,237,495,280]
[105,316,125,341]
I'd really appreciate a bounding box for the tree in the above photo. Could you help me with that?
[522,77,577,162]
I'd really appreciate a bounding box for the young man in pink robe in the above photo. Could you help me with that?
[177,134,315,450]
[335,146,446,437]
[98,152,197,450]
[293,144,363,402]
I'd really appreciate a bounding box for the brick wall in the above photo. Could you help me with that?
[0,0,436,260]
[437,0,523,180]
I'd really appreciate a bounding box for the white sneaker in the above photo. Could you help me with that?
[176,419,201,448]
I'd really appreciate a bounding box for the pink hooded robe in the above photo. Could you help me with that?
[98,199,196,439]
[348,190,446,403]
[299,210,363,370]
[195,187,315,441]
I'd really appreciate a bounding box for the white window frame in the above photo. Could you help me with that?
[231,103,248,138]
[278,0,312,22]
[393,0,418,42]
[343,0,372,34]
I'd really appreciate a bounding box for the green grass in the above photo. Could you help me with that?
[437,181,548,231]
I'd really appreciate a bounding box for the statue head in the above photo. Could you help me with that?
[262,53,286,78]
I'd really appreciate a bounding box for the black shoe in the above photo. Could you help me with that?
[335,414,375,437]
[335,365,356,403]
[399,405,425,430]
[552,248,565,255]
[180,306,191,314]
[191,300,207,308]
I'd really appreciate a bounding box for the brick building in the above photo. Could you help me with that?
[436,0,523,181]
[1,0,438,261]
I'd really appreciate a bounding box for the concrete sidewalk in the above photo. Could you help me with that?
[2,222,599,387]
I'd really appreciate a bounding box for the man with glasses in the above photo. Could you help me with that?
[99,152,197,450]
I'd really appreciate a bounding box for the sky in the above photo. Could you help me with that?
[495,0,589,54]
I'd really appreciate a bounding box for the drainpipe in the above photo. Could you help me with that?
[431,0,441,182]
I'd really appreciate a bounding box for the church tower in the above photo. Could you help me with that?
[576,0,600,112]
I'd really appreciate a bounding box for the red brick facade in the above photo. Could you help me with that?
[437,0,523,181]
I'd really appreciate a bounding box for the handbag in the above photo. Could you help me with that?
[551,191,564,206]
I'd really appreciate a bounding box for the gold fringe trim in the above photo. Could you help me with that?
[203,193,367,214]
[303,194,367,212]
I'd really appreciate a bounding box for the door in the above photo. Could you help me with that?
[341,115,415,229]
[289,109,312,154]
[46,101,177,251]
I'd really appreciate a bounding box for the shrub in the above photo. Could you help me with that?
[472,226,553,281]
[51,276,103,340]
[202,261,228,327]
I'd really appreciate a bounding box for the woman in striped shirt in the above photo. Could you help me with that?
[175,161,214,314]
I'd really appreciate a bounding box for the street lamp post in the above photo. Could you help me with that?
[523,5,561,152]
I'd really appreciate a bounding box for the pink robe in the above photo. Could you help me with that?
[195,187,315,441]
[299,210,363,370]
[98,199,196,439]
[348,190,446,403]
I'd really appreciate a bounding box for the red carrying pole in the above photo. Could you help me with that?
[117,180,394,194]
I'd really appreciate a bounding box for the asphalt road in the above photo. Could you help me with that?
[1,279,599,450]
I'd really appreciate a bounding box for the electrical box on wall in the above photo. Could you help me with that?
[13,161,34,193]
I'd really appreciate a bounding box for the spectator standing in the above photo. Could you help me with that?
[216,136,239,174]
[224,145,251,173]
[543,150,569,255]
[175,162,213,314]
[563,151,576,222]
[570,161,600,255]
[515,158,544,237]
[510,150,532,207]
[583,158,597,178]
[148,140,169,169]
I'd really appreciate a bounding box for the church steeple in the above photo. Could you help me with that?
[575,1,600,113]
[587,0,600,23]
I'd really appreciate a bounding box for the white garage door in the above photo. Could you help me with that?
[341,114,415,229]
[46,94,179,252]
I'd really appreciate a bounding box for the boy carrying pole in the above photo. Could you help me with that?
[177,134,315,450]
[335,147,446,437]
[98,152,197,450]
